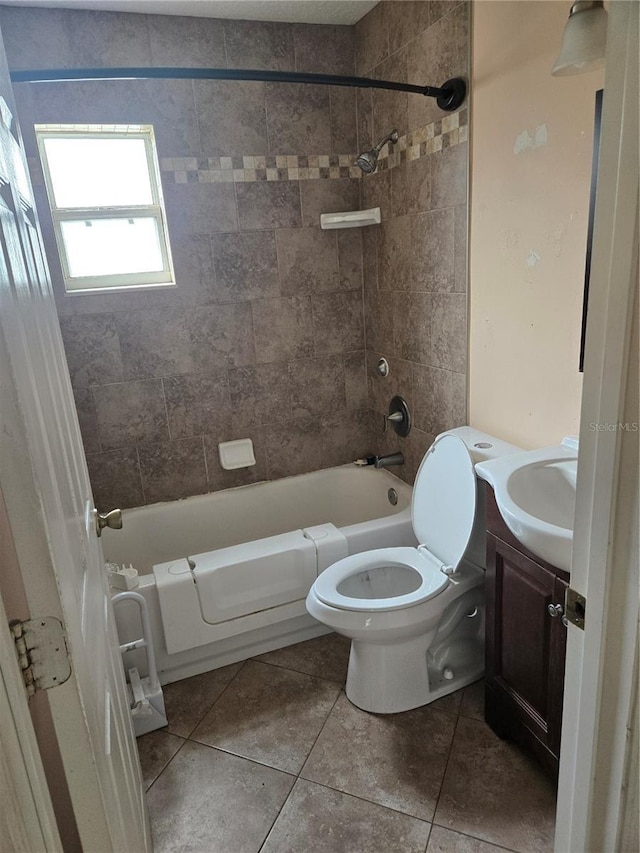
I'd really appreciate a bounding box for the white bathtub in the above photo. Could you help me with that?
[104,465,416,684]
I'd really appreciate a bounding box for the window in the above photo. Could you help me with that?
[36,124,174,293]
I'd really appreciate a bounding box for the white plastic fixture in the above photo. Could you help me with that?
[552,1,608,77]
[153,524,349,655]
[320,207,381,229]
[218,438,256,470]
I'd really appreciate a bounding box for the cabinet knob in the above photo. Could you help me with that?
[547,603,564,618]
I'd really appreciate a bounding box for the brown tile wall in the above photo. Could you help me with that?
[355,1,469,485]
[2,1,469,507]
[0,6,378,509]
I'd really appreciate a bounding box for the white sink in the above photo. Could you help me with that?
[475,442,578,572]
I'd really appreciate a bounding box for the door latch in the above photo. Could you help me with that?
[565,587,586,630]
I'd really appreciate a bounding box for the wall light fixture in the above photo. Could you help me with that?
[552,0,608,76]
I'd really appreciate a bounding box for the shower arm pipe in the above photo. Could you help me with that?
[9,66,467,111]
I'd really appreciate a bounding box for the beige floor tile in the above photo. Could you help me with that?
[147,740,294,853]
[301,692,457,821]
[136,730,184,791]
[191,660,341,773]
[254,632,351,683]
[427,825,516,853]
[162,661,244,737]
[459,680,484,721]
[433,717,556,853]
[262,778,431,853]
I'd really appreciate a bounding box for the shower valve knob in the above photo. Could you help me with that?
[95,508,123,537]
[385,396,411,438]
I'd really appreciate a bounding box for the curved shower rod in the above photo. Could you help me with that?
[10,66,467,112]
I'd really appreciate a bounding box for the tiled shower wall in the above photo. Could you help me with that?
[355,1,469,482]
[1,1,469,508]
[0,6,374,509]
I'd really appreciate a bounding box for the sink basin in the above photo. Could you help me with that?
[475,443,578,572]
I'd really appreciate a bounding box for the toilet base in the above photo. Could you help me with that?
[345,631,484,714]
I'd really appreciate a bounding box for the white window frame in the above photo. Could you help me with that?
[35,124,175,293]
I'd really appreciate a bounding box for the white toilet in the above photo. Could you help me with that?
[306,427,518,714]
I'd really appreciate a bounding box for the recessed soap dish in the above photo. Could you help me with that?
[218,438,256,470]
[320,207,381,229]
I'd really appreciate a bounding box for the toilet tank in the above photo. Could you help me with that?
[436,427,522,569]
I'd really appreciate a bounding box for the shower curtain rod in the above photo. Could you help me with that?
[10,67,467,112]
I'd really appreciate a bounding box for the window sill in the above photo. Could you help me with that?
[63,281,177,296]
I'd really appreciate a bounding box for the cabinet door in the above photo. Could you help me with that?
[485,534,568,767]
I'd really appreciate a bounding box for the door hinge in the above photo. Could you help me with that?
[10,617,72,696]
[565,587,586,630]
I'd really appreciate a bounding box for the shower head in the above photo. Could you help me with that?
[355,129,399,174]
[355,150,378,174]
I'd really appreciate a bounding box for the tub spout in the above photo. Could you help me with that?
[354,453,404,468]
[374,452,404,469]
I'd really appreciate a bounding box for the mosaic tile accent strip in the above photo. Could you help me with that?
[160,154,363,183]
[375,108,469,172]
[26,109,468,186]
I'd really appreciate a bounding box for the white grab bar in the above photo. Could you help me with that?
[111,590,160,693]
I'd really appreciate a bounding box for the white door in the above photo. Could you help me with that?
[555,0,639,850]
[0,28,151,853]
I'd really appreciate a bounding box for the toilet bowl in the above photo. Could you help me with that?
[306,430,496,714]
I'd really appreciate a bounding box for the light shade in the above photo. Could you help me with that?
[552,0,608,76]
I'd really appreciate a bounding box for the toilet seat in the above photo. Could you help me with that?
[313,434,478,613]
[313,546,449,612]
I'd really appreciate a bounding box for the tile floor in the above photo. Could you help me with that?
[138,634,557,853]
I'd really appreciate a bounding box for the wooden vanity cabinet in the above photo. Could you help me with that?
[483,483,570,778]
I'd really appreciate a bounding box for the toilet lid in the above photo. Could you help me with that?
[412,434,476,571]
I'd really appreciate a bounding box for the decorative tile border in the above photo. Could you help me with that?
[160,154,363,183]
[375,108,469,171]
[26,108,468,186]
